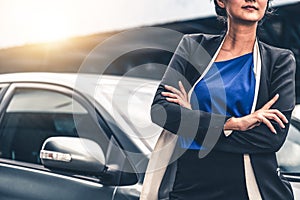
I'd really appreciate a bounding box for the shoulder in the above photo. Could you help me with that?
[179,33,224,57]
[258,40,296,64]
[182,33,223,44]
[258,40,296,75]
[259,41,296,87]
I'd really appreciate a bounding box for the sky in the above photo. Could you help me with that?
[0,0,298,49]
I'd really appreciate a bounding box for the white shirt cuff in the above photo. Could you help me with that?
[224,130,233,137]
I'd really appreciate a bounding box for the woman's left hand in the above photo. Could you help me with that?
[224,94,288,134]
[161,81,192,110]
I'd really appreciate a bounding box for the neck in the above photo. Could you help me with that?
[222,20,257,53]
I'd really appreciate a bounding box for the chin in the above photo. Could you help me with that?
[237,15,264,24]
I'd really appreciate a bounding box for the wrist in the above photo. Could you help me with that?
[224,117,240,131]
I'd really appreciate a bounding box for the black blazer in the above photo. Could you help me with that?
[151,33,296,199]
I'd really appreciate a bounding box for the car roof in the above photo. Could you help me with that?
[0,72,159,91]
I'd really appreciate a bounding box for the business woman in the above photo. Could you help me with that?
[145,0,296,199]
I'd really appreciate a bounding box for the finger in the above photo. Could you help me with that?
[161,92,181,100]
[166,97,190,109]
[262,94,279,110]
[162,90,191,109]
[166,97,179,104]
[164,85,184,98]
[165,85,185,99]
[260,117,277,134]
[178,81,187,99]
[266,109,288,123]
[248,122,261,129]
[264,113,285,128]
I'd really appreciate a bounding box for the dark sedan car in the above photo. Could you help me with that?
[0,72,299,199]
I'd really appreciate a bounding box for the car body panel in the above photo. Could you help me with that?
[0,162,115,200]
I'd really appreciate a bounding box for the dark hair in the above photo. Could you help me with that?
[213,0,227,17]
[212,0,273,23]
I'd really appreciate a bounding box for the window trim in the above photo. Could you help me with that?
[0,84,10,113]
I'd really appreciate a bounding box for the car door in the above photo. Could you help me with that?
[0,82,139,200]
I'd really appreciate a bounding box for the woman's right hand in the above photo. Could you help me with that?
[161,81,192,110]
[224,94,288,134]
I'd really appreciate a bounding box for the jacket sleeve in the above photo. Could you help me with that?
[212,50,296,154]
[151,36,296,154]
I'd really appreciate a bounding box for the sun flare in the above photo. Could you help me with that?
[23,10,71,43]
[10,1,74,45]
[29,12,71,43]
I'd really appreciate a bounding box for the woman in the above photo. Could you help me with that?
[144,0,296,199]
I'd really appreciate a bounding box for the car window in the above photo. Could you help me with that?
[6,89,87,114]
[0,88,104,165]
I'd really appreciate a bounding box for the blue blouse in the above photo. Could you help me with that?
[179,53,256,149]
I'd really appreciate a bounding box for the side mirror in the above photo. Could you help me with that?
[40,137,105,175]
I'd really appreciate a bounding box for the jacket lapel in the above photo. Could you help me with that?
[251,39,262,113]
[187,34,226,101]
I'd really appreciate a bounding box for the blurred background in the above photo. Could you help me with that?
[0,0,299,102]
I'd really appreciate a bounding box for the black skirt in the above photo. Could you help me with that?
[169,149,249,200]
